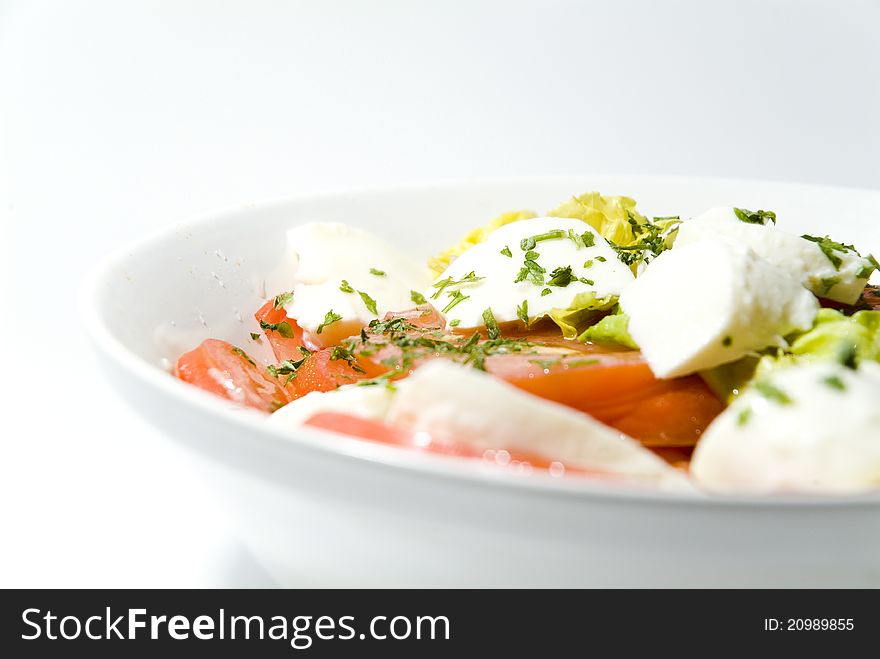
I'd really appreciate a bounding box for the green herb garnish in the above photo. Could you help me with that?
[273,291,294,308]
[547,266,575,287]
[442,290,469,313]
[431,271,483,299]
[358,290,378,315]
[516,299,529,326]
[230,346,256,366]
[267,347,312,384]
[316,310,343,334]
[250,332,262,342]
[339,280,355,294]
[801,234,855,270]
[448,319,461,327]
[519,229,566,251]
[259,319,296,338]
[822,375,846,391]
[369,268,386,277]
[733,207,776,226]
[482,307,500,340]
[410,290,427,305]
[541,288,551,296]
[500,246,512,258]
[754,381,793,405]
[820,276,841,295]
[329,345,366,373]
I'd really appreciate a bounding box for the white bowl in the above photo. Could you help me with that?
[82,176,880,587]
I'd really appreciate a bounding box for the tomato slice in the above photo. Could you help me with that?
[489,353,724,447]
[175,338,292,412]
[254,299,308,363]
[304,411,595,477]
[288,347,387,397]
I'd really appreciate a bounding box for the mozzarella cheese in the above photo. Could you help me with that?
[674,207,874,304]
[619,239,818,378]
[691,362,880,493]
[264,222,432,345]
[423,217,634,329]
[266,383,395,427]
[385,361,691,489]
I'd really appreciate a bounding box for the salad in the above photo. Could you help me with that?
[174,192,880,494]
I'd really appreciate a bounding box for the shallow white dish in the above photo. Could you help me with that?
[82,175,880,587]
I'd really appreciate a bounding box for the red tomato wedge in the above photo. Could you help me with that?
[304,411,596,477]
[175,338,292,412]
[490,353,724,447]
[288,347,386,397]
[254,299,307,363]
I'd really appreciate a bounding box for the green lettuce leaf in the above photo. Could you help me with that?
[546,293,617,338]
[576,309,639,349]
[700,308,880,401]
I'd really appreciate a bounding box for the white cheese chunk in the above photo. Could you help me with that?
[691,362,880,494]
[675,207,874,304]
[266,383,395,428]
[618,239,818,378]
[264,222,432,345]
[423,217,634,330]
[385,361,691,489]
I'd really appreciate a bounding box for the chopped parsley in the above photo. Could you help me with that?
[339,280,355,293]
[410,290,427,305]
[516,299,529,326]
[369,268,386,277]
[368,317,419,335]
[358,290,378,315]
[856,254,878,280]
[500,245,513,258]
[249,332,262,342]
[579,277,594,286]
[583,259,594,269]
[736,408,752,427]
[448,319,461,327]
[230,346,256,366]
[822,375,846,391]
[482,307,500,340]
[259,319,296,338]
[316,310,343,334]
[733,207,776,226]
[329,345,366,373]
[520,229,566,251]
[541,288,552,296]
[566,229,595,250]
[820,276,841,295]
[547,266,575,287]
[267,346,312,384]
[838,343,858,369]
[442,290,469,313]
[595,255,607,262]
[608,212,681,267]
[431,271,483,299]
[515,251,546,286]
[273,291,294,309]
[754,381,793,405]
[801,234,856,270]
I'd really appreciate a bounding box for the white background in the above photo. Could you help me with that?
[1,0,878,587]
